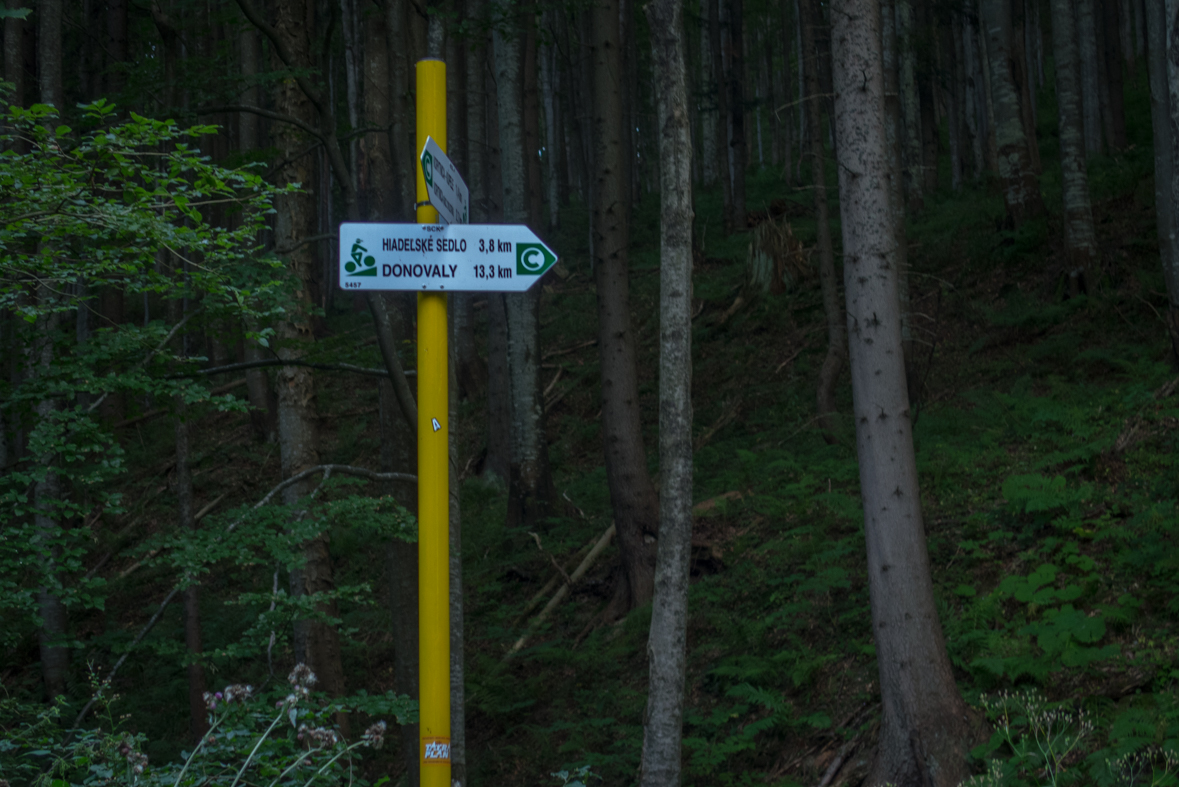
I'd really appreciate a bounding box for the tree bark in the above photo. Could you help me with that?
[800,0,845,444]
[495,2,554,527]
[896,0,923,210]
[980,0,1044,226]
[593,0,661,616]
[379,377,420,787]
[267,0,347,717]
[1101,0,1128,149]
[1163,0,1179,357]
[710,0,733,229]
[175,400,209,743]
[4,0,27,108]
[37,0,62,108]
[1050,0,1098,281]
[881,0,916,396]
[728,0,747,228]
[33,297,68,700]
[830,4,982,785]
[639,0,693,782]
[1077,0,1104,154]
[778,0,794,182]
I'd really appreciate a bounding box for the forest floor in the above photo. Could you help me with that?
[8,73,1179,787]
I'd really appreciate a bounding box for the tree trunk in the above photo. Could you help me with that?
[38,0,62,108]
[1012,2,1041,173]
[639,0,693,781]
[379,376,420,787]
[386,0,416,220]
[896,0,923,210]
[4,0,27,108]
[593,0,661,616]
[540,11,561,231]
[881,0,916,397]
[960,12,986,177]
[980,0,1043,226]
[778,0,794,182]
[268,0,347,718]
[1100,0,1128,149]
[524,18,545,233]
[1163,0,1179,358]
[33,298,68,700]
[1050,0,1098,281]
[800,0,845,443]
[830,4,983,785]
[728,0,747,228]
[175,401,209,743]
[710,0,733,229]
[495,3,554,527]
[1077,0,1104,154]
[975,4,1001,172]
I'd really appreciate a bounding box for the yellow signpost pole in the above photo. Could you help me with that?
[415,58,450,787]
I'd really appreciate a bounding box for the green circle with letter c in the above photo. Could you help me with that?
[516,243,556,276]
[422,151,434,187]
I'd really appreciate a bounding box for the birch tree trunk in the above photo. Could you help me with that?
[1049,0,1098,282]
[800,0,845,444]
[495,3,554,527]
[980,0,1043,226]
[639,0,693,782]
[593,0,661,615]
[830,4,982,784]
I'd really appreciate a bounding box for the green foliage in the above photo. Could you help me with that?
[0,665,413,786]
[0,98,294,651]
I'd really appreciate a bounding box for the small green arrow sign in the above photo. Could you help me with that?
[422,150,434,188]
[516,243,556,276]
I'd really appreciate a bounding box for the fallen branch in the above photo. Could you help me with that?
[504,524,616,661]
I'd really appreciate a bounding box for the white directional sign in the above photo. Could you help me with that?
[420,136,469,225]
[339,222,558,292]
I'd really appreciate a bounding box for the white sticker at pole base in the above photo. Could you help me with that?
[339,222,558,292]
[420,136,469,225]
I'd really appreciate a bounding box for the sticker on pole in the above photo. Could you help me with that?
[421,737,450,765]
[420,136,469,225]
[339,223,558,292]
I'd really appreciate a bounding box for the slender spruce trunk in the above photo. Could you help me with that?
[778,0,794,182]
[1077,0,1104,154]
[896,0,923,210]
[495,1,554,527]
[638,0,693,781]
[1161,0,1179,357]
[593,0,660,615]
[830,4,982,784]
[800,0,844,444]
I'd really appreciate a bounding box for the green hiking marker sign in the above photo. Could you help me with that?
[419,136,469,226]
[345,239,378,276]
[516,243,557,276]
